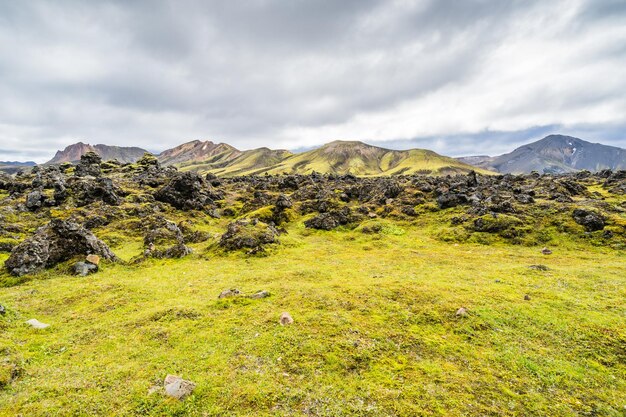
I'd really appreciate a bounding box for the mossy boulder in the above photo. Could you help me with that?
[4,219,118,276]
[219,219,278,252]
[472,214,524,233]
[572,208,605,231]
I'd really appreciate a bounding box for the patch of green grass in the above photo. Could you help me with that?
[0,218,624,416]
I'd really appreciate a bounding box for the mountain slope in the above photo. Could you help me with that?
[0,161,36,174]
[181,148,294,176]
[46,142,148,164]
[460,135,626,174]
[158,140,241,166]
[258,141,491,176]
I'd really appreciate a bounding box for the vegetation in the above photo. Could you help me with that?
[0,158,624,416]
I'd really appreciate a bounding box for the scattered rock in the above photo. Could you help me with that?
[163,374,196,400]
[541,247,553,255]
[0,305,5,315]
[529,264,549,271]
[249,290,270,299]
[219,219,279,252]
[279,312,294,325]
[218,288,241,299]
[73,261,98,276]
[437,192,469,209]
[26,319,50,329]
[455,307,468,317]
[86,254,101,265]
[25,190,45,211]
[524,294,531,301]
[4,219,118,276]
[304,207,354,230]
[572,208,605,231]
[74,152,102,177]
[154,172,222,210]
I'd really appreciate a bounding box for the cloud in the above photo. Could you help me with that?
[0,0,624,162]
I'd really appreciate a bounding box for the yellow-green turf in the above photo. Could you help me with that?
[0,218,624,416]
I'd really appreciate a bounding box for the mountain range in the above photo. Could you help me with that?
[46,142,148,165]
[3,134,625,176]
[458,135,626,174]
[163,140,488,176]
[0,160,36,174]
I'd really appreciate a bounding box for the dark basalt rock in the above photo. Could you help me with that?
[5,219,117,276]
[572,208,605,231]
[25,190,45,211]
[154,172,222,210]
[74,152,102,177]
[70,177,124,206]
[74,261,98,276]
[141,216,194,259]
[304,206,354,230]
[219,219,279,251]
[437,192,469,209]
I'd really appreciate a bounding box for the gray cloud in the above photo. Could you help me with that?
[0,0,624,162]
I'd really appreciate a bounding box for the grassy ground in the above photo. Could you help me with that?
[0,218,624,416]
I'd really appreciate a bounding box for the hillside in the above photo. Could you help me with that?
[459,135,626,174]
[0,161,36,174]
[158,140,241,166]
[0,157,625,415]
[180,148,294,176]
[259,141,492,176]
[175,140,492,177]
[46,142,148,164]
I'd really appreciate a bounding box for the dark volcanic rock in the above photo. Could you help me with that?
[154,172,222,210]
[70,177,124,206]
[25,190,45,211]
[304,207,353,230]
[74,261,98,276]
[219,219,278,251]
[437,192,469,209]
[572,208,605,231]
[5,219,117,276]
[74,152,102,177]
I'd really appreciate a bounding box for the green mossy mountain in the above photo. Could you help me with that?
[165,140,491,177]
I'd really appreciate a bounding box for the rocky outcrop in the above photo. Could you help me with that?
[154,172,223,210]
[304,207,354,230]
[4,219,117,276]
[219,219,279,252]
[74,152,102,177]
[572,208,605,231]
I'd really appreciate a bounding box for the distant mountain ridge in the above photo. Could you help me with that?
[165,140,491,177]
[0,160,36,174]
[21,134,626,177]
[46,142,148,165]
[458,135,626,174]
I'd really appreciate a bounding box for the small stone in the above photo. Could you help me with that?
[495,279,501,283]
[26,319,50,329]
[529,264,549,271]
[455,307,468,317]
[74,261,98,277]
[218,288,241,299]
[0,305,5,315]
[279,312,294,325]
[147,385,162,395]
[86,254,101,265]
[249,290,270,299]
[164,374,196,400]
[524,294,531,301]
[541,247,552,255]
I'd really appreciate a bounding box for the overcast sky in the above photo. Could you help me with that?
[1,0,625,162]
